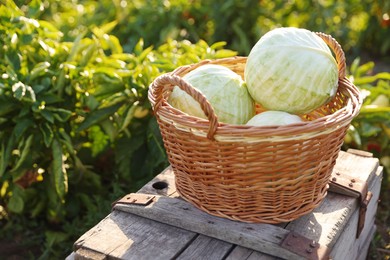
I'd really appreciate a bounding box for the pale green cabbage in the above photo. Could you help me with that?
[245,27,339,115]
[246,111,303,126]
[168,64,255,124]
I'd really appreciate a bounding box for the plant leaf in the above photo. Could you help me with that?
[5,51,21,72]
[0,135,15,177]
[8,186,24,213]
[146,117,167,165]
[30,61,50,81]
[40,122,54,147]
[51,138,67,200]
[13,117,33,142]
[40,109,55,123]
[77,103,123,132]
[119,103,137,132]
[214,49,238,59]
[48,108,72,122]
[10,134,34,174]
[0,97,17,117]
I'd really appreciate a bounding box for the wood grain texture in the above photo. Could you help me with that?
[176,235,234,260]
[227,246,280,260]
[332,150,379,187]
[137,167,178,197]
[74,210,197,260]
[329,166,383,259]
[225,246,253,260]
[114,196,300,259]
[74,248,106,260]
[357,225,377,260]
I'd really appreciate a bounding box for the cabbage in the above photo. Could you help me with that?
[245,27,339,115]
[246,111,303,126]
[168,64,255,124]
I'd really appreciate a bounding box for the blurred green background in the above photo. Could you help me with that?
[0,0,389,259]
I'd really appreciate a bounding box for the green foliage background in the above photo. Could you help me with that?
[0,0,389,258]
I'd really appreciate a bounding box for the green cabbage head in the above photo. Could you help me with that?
[245,27,339,115]
[168,64,255,124]
[246,111,303,126]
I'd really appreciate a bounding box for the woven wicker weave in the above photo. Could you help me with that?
[148,32,362,223]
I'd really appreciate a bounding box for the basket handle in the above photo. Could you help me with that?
[151,73,219,140]
[315,32,346,79]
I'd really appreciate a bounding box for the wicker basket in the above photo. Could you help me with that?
[148,32,362,223]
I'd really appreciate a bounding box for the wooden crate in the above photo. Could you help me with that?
[67,150,383,260]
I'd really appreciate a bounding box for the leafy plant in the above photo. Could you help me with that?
[0,1,237,257]
[32,0,390,57]
[344,58,390,169]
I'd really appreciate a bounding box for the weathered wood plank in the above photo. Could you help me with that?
[227,246,280,260]
[114,195,319,260]
[109,214,197,260]
[330,151,379,193]
[65,252,75,260]
[285,192,356,248]
[357,225,376,260]
[176,235,234,260]
[225,246,253,260]
[137,167,178,197]
[247,251,283,260]
[74,210,197,260]
[74,248,106,260]
[74,211,136,255]
[329,166,383,260]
